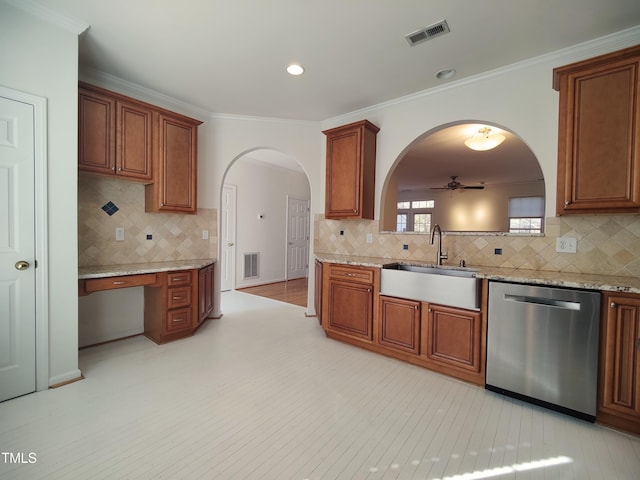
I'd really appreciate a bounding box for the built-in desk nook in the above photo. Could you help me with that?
[79,259,216,344]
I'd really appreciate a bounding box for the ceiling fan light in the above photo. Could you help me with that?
[464,127,505,151]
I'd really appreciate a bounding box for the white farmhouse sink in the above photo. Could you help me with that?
[381,263,481,310]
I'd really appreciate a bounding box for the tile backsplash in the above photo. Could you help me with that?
[78,175,217,267]
[314,214,640,277]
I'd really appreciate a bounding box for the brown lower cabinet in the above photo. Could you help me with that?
[598,291,640,435]
[321,262,486,386]
[378,295,420,355]
[421,303,484,384]
[144,266,214,344]
[198,264,215,325]
[322,263,377,342]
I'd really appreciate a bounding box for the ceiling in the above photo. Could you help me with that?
[30,0,640,122]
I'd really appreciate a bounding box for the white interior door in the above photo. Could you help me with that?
[286,197,309,280]
[221,184,237,291]
[0,94,36,402]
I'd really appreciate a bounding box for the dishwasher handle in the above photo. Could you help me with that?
[503,294,581,311]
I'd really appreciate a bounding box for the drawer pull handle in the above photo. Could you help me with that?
[113,281,126,285]
[173,296,186,300]
[172,277,187,282]
[172,317,184,322]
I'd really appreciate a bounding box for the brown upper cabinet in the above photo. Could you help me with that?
[79,82,154,182]
[323,120,379,219]
[145,110,201,214]
[553,45,640,215]
[78,82,202,214]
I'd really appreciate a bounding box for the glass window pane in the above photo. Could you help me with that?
[397,214,407,232]
[413,213,431,233]
[397,201,410,209]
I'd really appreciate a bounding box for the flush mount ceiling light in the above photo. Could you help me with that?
[464,127,506,151]
[286,64,305,75]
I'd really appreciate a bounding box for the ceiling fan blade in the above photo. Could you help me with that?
[461,185,485,189]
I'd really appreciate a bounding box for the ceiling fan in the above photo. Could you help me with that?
[431,176,485,191]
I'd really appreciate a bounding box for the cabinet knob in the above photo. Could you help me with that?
[610,302,617,308]
[112,166,116,171]
[117,167,122,171]
[564,200,570,206]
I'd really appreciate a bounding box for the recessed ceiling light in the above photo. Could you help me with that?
[436,69,456,80]
[286,64,305,76]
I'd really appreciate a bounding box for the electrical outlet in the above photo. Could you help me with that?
[202,230,209,240]
[115,227,124,241]
[556,237,577,253]
[366,233,373,243]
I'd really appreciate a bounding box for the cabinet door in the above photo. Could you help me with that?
[148,112,199,213]
[600,294,640,423]
[78,88,116,175]
[555,47,640,214]
[327,279,373,340]
[325,128,362,218]
[323,120,378,219]
[117,99,153,181]
[422,303,481,373]
[378,296,420,355]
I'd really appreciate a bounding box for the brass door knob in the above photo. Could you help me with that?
[15,260,30,271]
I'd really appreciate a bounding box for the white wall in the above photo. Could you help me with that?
[0,2,82,385]
[198,116,322,315]
[319,29,640,226]
[225,156,310,288]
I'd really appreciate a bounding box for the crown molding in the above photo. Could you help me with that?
[80,67,320,127]
[79,67,210,121]
[322,25,640,128]
[4,0,89,35]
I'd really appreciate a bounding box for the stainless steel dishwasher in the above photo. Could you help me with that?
[486,281,601,421]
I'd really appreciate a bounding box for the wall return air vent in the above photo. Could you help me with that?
[405,20,450,46]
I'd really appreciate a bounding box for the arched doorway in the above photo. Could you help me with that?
[219,148,312,303]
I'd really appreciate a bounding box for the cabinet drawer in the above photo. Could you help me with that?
[167,286,192,308]
[327,265,374,284]
[167,271,192,286]
[166,307,192,332]
[82,273,157,293]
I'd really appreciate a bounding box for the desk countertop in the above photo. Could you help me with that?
[78,259,216,280]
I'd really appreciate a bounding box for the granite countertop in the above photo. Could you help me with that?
[315,253,640,294]
[78,258,216,280]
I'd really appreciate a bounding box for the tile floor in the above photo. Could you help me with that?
[1,291,639,479]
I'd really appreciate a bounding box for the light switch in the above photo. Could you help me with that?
[115,227,124,241]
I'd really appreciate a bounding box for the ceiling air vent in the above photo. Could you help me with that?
[405,20,450,47]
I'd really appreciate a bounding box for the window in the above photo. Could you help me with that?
[397,200,434,233]
[396,213,408,232]
[508,197,544,233]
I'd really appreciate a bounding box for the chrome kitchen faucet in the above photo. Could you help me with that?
[429,224,448,266]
